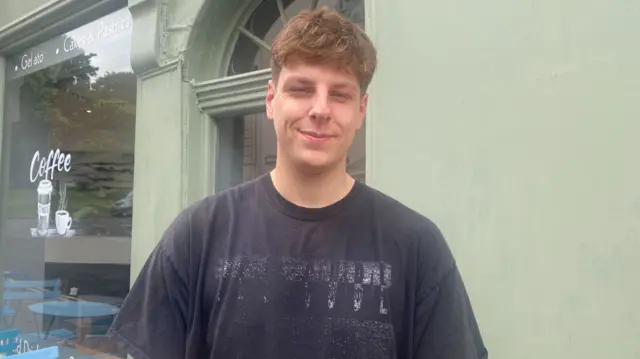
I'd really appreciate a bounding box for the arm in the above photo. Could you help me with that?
[107,212,192,359]
[414,262,488,359]
[412,221,488,359]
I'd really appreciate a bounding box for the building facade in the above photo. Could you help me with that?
[1,0,639,358]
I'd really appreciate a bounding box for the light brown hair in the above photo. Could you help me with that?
[270,7,377,93]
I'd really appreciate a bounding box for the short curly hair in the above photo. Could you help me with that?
[270,7,377,93]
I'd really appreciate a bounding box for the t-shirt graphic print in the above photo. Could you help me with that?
[214,255,395,358]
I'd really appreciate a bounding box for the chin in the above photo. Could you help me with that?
[293,154,336,172]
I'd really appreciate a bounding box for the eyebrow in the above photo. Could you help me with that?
[331,82,357,91]
[283,77,314,86]
[283,76,357,91]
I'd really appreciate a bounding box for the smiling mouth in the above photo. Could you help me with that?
[298,130,334,141]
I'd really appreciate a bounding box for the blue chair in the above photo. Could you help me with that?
[2,279,62,327]
[0,328,19,356]
[1,305,17,328]
[10,346,58,359]
[3,279,62,301]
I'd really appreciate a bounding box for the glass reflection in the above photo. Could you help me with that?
[1,8,134,359]
[228,0,365,75]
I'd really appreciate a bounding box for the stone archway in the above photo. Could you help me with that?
[185,0,259,81]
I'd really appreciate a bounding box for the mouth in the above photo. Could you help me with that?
[298,130,334,142]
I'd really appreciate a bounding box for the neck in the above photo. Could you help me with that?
[270,158,355,209]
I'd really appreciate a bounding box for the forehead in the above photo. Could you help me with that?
[278,62,360,90]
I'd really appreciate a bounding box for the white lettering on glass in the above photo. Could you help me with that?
[97,16,131,40]
[63,30,95,52]
[63,15,131,53]
[29,149,72,183]
[16,339,75,358]
[20,52,45,70]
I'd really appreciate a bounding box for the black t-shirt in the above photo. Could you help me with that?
[107,174,487,359]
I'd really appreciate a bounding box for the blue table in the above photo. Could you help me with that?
[29,301,119,340]
[29,301,119,318]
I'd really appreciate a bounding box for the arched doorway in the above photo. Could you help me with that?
[192,0,366,191]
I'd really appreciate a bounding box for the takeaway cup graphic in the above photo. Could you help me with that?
[36,179,53,236]
[55,210,72,235]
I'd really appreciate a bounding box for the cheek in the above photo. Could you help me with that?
[336,112,362,134]
[271,101,286,126]
[280,98,310,117]
[271,117,286,136]
[274,103,305,130]
[270,112,293,139]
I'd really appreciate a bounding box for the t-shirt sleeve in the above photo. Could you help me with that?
[414,262,488,359]
[412,220,488,359]
[107,213,191,359]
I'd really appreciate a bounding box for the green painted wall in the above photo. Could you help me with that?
[0,0,49,29]
[366,1,640,358]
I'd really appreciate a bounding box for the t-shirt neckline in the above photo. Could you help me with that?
[259,173,363,221]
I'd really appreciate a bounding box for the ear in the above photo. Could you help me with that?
[357,93,369,130]
[266,80,276,121]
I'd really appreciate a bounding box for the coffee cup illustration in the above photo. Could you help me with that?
[55,210,72,235]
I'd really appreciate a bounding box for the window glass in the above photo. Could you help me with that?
[0,8,134,358]
[228,0,365,75]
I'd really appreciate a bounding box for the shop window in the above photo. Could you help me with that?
[0,8,134,358]
[216,0,365,191]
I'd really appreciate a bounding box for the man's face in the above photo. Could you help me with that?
[266,62,367,172]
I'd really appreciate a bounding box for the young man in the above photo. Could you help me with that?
[108,8,487,359]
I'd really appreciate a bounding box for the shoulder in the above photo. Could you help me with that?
[362,184,443,235]
[359,183,444,239]
[157,177,262,260]
[358,184,455,275]
[166,177,262,233]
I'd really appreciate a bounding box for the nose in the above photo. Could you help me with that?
[309,93,331,121]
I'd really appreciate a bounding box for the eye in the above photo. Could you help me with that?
[331,92,351,101]
[288,87,310,93]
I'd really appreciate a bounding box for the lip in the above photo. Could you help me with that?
[298,130,334,143]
